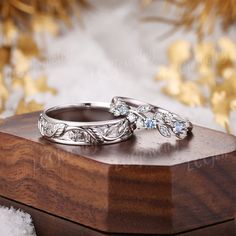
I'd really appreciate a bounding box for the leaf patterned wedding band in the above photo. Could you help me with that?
[38,103,135,145]
[110,97,193,139]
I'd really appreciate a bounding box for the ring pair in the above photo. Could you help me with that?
[38,97,193,145]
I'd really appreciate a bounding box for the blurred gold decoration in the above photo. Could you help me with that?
[0,0,88,117]
[13,75,57,97]
[156,37,236,132]
[0,73,9,113]
[16,99,44,115]
[143,0,236,39]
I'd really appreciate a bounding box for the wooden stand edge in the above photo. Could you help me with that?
[0,196,235,236]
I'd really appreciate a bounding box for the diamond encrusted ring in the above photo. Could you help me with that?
[110,97,193,139]
[38,103,135,145]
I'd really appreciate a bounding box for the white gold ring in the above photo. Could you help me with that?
[110,97,193,139]
[38,102,135,145]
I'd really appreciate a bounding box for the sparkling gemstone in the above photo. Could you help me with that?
[164,113,173,124]
[173,121,186,134]
[118,105,129,115]
[154,112,164,121]
[127,113,137,123]
[137,105,151,113]
[144,118,157,129]
[158,124,171,137]
[113,104,129,116]
[111,99,129,116]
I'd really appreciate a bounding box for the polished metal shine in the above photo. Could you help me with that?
[110,97,193,139]
[38,102,135,145]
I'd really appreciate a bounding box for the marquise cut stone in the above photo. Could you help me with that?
[137,105,152,113]
[158,124,171,137]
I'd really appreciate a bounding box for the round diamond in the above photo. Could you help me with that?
[111,99,129,117]
[154,112,164,121]
[118,105,129,115]
[113,104,129,116]
[144,118,157,129]
[127,113,137,123]
[173,121,186,134]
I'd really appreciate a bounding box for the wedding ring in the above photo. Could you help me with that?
[110,97,193,139]
[38,102,135,145]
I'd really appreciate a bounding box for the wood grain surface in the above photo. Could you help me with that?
[0,196,235,236]
[0,112,235,234]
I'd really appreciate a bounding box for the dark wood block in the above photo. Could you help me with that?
[0,112,235,235]
[0,196,235,236]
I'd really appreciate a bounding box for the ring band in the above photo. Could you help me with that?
[38,102,135,145]
[110,97,193,139]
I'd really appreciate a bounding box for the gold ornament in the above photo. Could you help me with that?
[0,0,88,118]
[156,37,236,132]
[0,73,9,113]
[143,0,236,39]
[16,99,44,115]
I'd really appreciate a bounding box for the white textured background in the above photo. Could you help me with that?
[4,0,236,134]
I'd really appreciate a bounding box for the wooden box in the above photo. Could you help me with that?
[0,112,235,235]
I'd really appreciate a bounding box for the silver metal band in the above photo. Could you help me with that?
[110,97,193,139]
[38,102,135,145]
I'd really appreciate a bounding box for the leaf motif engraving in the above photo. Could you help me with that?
[118,119,128,134]
[104,125,116,138]
[86,128,104,144]
[38,114,46,135]
[39,116,133,144]
[157,124,171,138]
[53,123,67,137]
